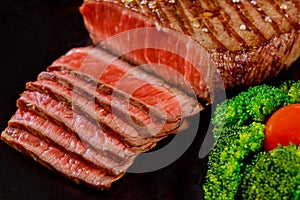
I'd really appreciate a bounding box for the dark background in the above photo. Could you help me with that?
[0,0,299,199]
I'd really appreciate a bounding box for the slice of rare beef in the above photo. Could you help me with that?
[26,80,167,147]
[48,46,201,123]
[17,90,139,161]
[37,70,182,137]
[80,0,300,95]
[0,44,199,189]
[1,127,122,190]
[9,109,128,176]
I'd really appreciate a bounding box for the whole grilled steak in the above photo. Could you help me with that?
[80,0,300,100]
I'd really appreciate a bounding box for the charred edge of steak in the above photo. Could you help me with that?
[213,31,300,89]
[8,109,125,176]
[1,127,123,190]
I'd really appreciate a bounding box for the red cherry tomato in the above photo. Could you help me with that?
[264,104,300,151]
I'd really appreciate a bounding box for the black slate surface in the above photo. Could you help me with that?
[0,0,299,200]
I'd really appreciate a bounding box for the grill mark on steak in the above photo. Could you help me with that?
[162,5,181,30]
[208,0,247,47]
[227,0,267,42]
[241,0,279,38]
[26,80,165,147]
[8,109,126,176]
[1,127,122,190]
[255,0,297,33]
[195,0,262,49]
[152,1,171,26]
[17,91,137,162]
[247,0,281,33]
[154,2,172,26]
[145,0,188,33]
[193,0,227,50]
[37,71,182,137]
[173,0,195,35]
[284,0,300,13]
[174,1,195,34]
[273,0,300,29]
[200,0,247,48]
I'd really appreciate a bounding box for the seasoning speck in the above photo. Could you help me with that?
[202,28,209,32]
[148,1,156,9]
[265,16,272,23]
[192,20,200,28]
[240,24,246,30]
[280,4,288,10]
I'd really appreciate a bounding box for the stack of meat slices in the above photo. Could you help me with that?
[1,46,201,189]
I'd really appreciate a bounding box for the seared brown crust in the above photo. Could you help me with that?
[212,31,300,88]
[82,0,300,89]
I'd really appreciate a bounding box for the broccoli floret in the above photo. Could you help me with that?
[240,144,300,200]
[204,80,300,199]
[203,122,265,200]
[213,84,295,138]
[280,80,296,93]
[281,80,300,103]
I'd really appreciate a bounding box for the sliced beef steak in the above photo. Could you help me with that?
[1,127,122,190]
[48,46,201,122]
[26,80,168,147]
[37,71,182,137]
[0,44,200,189]
[9,109,128,176]
[17,90,139,160]
[80,0,300,95]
